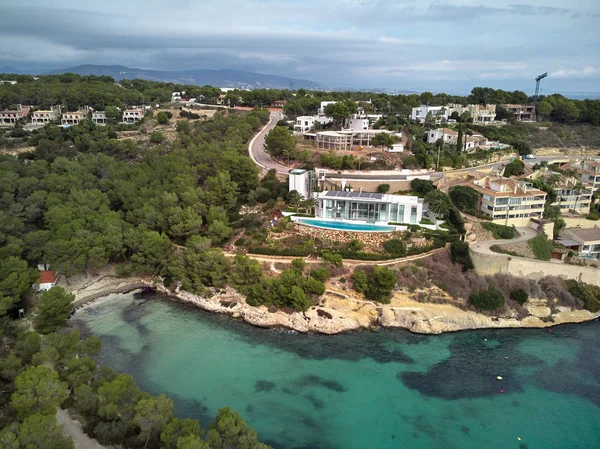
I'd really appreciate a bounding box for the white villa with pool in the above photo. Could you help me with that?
[315,191,423,225]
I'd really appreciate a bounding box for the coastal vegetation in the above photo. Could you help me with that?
[480,222,517,240]
[528,234,554,260]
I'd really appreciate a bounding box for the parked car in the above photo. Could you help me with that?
[524,154,536,159]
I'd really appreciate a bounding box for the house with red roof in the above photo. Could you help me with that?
[36,270,57,292]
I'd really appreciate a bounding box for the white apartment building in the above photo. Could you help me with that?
[466,176,547,225]
[294,115,333,133]
[31,106,61,124]
[411,105,449,124]
[92,111,107,125]
[123,108,145,123]
[316,190,423,224]
[426,127,458,144]
[0,104,30,127]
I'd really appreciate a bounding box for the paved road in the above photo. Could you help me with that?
[470,227,537,256]
[248,112,290,173]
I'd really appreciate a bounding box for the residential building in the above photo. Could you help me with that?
[171,91,184,101]
[465,176,547,224]
[31,106,61,124]
[318,101,338,116]
[426,127,458,144]
[450,103,497,123]
[411,105,449,124]
[0,104,30,127]
[61,108,89,126]
[559,228,600,259]
[316,191,423,224]
[343,114,369,131]
[92,111,107,125]
[122,107,145,123]
[288,169,316,199]
[560,160,600,190]
[294,115,333,133]
[0,80,17,85]
[216,94,227,105]
[35,270,57,292]
[388,143,404,153]
[272,100,287,108]
[501,104,536,122]
[526,169,593,215]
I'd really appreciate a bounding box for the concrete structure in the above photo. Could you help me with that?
[316,190,423,224]
[343,114,369,131]
[411,105,449,124]
[501,104,536,122]
[560,228,600,259]
[388,143,405,153]
[92,111,107,125]
[426,127,458,144]
[318,101,338,116]
[31,106,61,124]
[61,109,89,126]
[0,104,30,127]
[0,80,17,85]
[560,160,600,190]
[466,176,547,224]
[315,131,353,150]
[123,107,145,123]
[288,169,315,199]
[294,115,333,133]
[526,169,593,215]
[35,270,57,292]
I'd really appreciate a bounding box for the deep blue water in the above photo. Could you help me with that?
[71,291,600,449]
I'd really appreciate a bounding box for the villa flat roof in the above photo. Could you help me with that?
[324,191,384,200]
[319,190,420,205]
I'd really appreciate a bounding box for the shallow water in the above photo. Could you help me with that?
[71,291,600,449]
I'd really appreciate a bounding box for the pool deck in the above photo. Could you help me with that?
[292,217,403,233]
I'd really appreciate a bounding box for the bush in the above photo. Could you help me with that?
[383,239,406,256]
[291,258,306,272]
[234,238,246,247]
[565,280,600,313]
[115,263,133,277]
[309,267,330,282]
[377,184,390,194]
[470,286,505,311]
[481,222,517,239]
[450,241,474,271]
[411,179,434,196]
[528,234,553,260]
[504,159,525,176]
[351,270,368,294]
[347,239,364,252]
[510,288,529,305]
[449,186,479,215]
[150,131,164,143]
[321,251,343,266]
[364,266,397,304]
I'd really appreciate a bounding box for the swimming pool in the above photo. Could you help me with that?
[296,218,397,232]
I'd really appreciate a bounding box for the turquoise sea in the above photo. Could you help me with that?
[71,291,600,449]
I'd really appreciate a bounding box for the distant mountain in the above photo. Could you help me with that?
[45,64,322,90]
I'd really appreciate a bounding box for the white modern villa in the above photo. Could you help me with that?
[315,191,423,224]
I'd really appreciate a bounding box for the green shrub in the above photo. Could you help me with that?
[377,184,390,193]
[364,266,397,304]
[420,218,434,225]
[234,238,246,247]
[321,251,343,266]
[510,288,529,305]
[309,267,330,282]
[149,131,164,143]
[347,239,364,251]
[410,179,434,196]
[528,234,553,260]
[351,270,368,293]
[470,286,505,311]
[291,258,306,272]
[383,239,406,256]
[248,246,311,257]
[481,222,517,239]
[115,263,133,277]
[450,241,473,271]
[449,186,479,215]
[565,280,600,313]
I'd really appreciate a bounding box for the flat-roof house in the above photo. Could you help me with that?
[501,104,536,122]
[294,115,333,133]
[465,176,547,225]
[344,114,369,131]
[36,270,57,292]
[0,104,30,127]
[560,228,600,259]
[123,108,145,124]
[92,111,107,125]
[411,105,449,124]
[288,169,316,199]
[316,191,423,224]
[31,106,61,124]
[426,128,458,144]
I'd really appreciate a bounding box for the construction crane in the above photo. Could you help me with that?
[533,72,548,121]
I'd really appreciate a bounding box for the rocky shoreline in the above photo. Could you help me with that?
[68,273,600,335]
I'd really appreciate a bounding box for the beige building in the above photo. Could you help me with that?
[123,108,145,123]
[61,108,89,126]
[31,106,61,124]
[561,160,600,189]
[465,176,546,225]
[92,111,107,125]
[560,228,600,259]
[501,104,536,122]
[0,104,30,127]
[526,169,593,215]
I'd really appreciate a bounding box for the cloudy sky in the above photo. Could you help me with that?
[1,0,599,93]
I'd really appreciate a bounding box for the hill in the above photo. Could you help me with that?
[45,64,322,90]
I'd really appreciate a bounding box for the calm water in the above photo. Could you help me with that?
[296,218,396,232]
[71,291,600,449]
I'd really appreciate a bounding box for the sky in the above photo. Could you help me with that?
[1,0,599,93]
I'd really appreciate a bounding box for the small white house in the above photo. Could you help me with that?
[387,143,404,153]
[344,115,369,131]
[411,105,449,124]
[294,115,333,133]
[171,91,184,101]
[36,270,57,292]
[318,101,338,116]
[426,128,458,144]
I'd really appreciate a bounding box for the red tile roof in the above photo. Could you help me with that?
[38,270,56,284]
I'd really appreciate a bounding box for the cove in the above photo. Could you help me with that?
[70,290,600,449]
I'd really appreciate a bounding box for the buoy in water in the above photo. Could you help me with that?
[499,390,504,393]
[518,437,521,441]
[497,376,503,380]
[505,356,509,360]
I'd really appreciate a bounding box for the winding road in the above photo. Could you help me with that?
[470,227,537,256]
[249,112,290,173]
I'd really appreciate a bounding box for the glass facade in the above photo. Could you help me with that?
[321,199,407,222]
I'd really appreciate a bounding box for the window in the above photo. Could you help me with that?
[509,198,522,205]
[410,206,418,224]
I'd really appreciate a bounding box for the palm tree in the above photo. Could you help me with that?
[287,190,304,213]
[301,198,316,215]
[424,190,452,219]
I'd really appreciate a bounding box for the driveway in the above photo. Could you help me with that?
[470,227,537,256]
[248,111,290,173]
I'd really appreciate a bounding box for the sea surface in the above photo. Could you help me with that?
[71,290,600,449]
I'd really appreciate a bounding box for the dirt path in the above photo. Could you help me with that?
[56,409,107,449]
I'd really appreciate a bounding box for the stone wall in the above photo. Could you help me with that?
[470,248,600,285]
